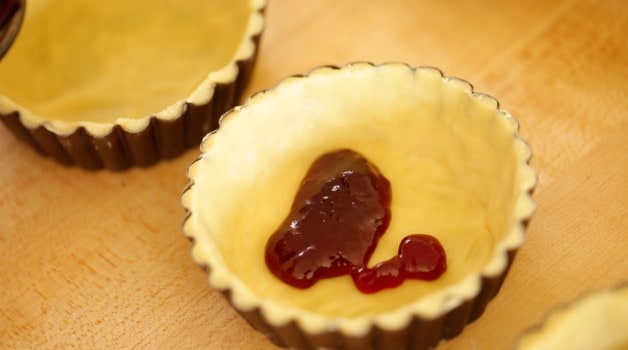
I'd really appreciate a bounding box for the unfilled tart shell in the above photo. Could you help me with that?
[182,63,537,349]
[516,283,628,350]
[0,0,265,170]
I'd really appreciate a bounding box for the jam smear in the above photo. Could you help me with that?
[265,149,446,293]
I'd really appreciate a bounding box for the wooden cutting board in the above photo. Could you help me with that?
[1,0,626,348]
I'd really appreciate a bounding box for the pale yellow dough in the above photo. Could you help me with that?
[518,286,628,350]
[0,0,250,122]
[187,64,531,319]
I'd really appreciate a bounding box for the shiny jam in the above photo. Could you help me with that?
[265,149,446,293]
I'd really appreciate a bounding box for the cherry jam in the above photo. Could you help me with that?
[264,149,446,293]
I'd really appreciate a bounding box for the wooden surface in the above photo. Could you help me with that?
[1,0,627,348]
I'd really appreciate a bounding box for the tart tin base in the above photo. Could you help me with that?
[515,282,628,350]
[0,1,264,170]
[182,63,537,350]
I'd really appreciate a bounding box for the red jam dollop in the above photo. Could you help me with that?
[264,149,446,293]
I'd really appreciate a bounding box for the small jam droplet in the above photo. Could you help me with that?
[264,149,446,293]
[352,234,447,293]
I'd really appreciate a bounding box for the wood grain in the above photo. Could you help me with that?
[1,0,626,349]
